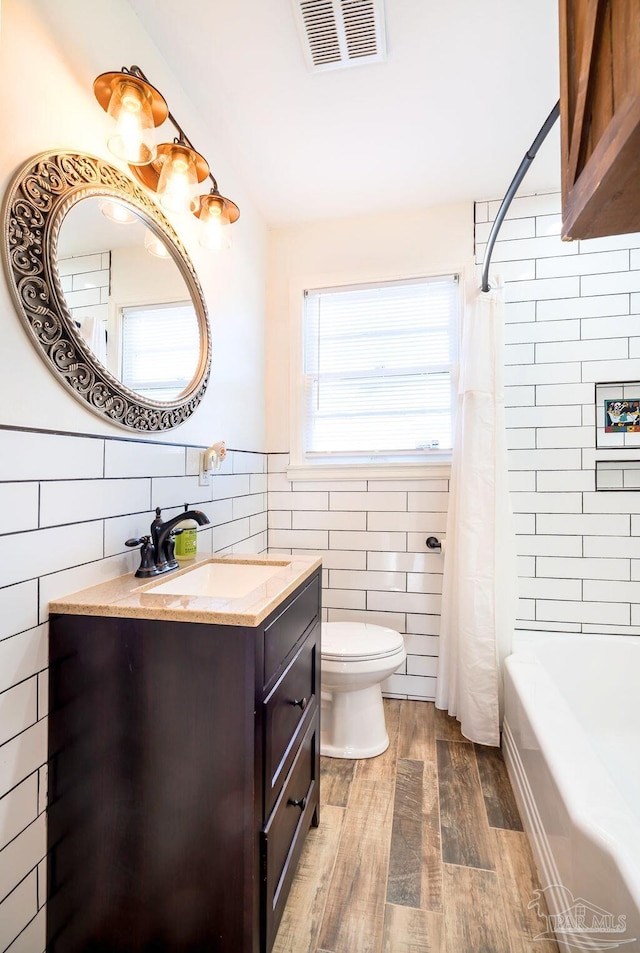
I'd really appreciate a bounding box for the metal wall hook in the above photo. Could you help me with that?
[426,536,442,551]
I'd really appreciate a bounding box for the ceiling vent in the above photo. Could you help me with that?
[292,0,387,73]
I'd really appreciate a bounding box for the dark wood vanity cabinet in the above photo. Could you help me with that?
[46,570,321,953]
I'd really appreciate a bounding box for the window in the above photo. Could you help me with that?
[299,274,459,466]
[120,301,200,401]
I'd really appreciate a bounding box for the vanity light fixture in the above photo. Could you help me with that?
[93,69,168,165]
[98,199,138,225]
[196,192,232,251]
[94,64,239,244]
[143,228,172,259]
[155,143,202,214]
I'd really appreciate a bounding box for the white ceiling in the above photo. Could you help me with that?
[129,0,561,227]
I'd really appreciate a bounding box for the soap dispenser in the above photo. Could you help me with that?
[174,503,198,560]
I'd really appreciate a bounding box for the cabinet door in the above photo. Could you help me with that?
[47,614,258,953]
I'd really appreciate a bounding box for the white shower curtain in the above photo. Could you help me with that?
[435,281,518,747]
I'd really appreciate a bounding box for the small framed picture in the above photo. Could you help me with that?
[596,382,640,449]
[604,398,640,432]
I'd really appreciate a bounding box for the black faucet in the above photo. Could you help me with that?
[126,506,211,578]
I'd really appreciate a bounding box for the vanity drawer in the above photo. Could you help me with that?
[263,573,319,686]
[262,720,318,950]
[263,630,317,819]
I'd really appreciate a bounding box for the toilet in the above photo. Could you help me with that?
[320,622,406,759]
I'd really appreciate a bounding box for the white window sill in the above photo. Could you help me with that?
[286,461,452,482]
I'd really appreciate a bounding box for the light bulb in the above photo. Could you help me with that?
[98,199,137,225]
[144,229,171,259]
[198,195,231,251]
[106,78,156,165]
[156,145,199,214]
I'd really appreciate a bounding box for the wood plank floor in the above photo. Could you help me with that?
[273,700,559,953]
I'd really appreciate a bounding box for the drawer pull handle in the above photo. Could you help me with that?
[288,796,306,811]
[291,697,308,711]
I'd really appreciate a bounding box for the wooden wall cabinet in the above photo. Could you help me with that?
[46,570,321,953]
[559,0,640,240]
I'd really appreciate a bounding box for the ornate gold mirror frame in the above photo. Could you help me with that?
[2,151,211,431]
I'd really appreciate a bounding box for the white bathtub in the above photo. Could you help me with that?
[503,632,640,952]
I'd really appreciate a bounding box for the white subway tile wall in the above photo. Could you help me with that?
[267,454,447,702]
[0,430,266,952]
[57,252,109,337]
[478,191,640,640]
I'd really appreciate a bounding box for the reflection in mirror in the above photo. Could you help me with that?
[120,302,200,400]
[57,198,201,402]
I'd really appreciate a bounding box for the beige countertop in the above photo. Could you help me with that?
[49,553,322,627]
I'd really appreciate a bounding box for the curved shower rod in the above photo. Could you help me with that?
[481,100,560,293]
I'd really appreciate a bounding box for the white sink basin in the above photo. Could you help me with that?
[147,559,291,599]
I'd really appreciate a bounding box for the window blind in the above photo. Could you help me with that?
[121,301,200,401]
[302,275,458,461]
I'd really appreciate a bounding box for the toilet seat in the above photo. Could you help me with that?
[322,622,405,662]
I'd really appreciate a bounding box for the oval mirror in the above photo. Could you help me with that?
[2,151,211,431]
